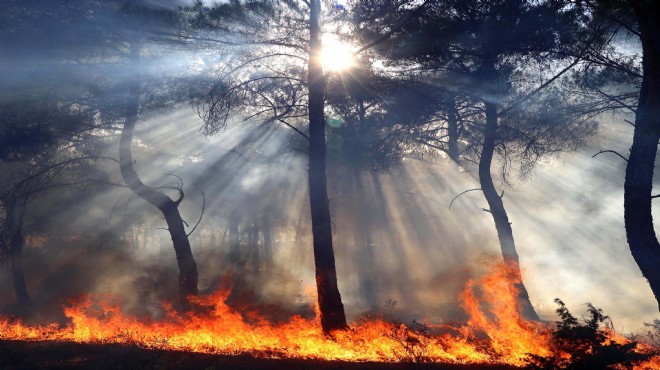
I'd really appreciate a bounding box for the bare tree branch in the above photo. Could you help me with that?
[187,190,206,237]
[449,188,482,211]
[592,149,629,162]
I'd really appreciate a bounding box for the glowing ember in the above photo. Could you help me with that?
[1,262,657,368]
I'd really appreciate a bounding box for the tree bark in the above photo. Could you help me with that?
[623,1,660,311]
[119,45,198,309]
[308,0,348,332]
[480,98,540,321]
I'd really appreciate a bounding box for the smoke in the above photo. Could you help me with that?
[0,0,656,336]
[0,105,657,332]
[506,118,658,331]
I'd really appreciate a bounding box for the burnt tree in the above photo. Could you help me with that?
[193,0,349,331]
[480,54,538,320]
[119,45,198,309]
[352,0,600,320]
[622,0,660,311]
[308,0,348,332]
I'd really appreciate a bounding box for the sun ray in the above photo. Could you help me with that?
[321,35,354,72]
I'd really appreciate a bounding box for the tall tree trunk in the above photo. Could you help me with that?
[308,0,348,332]
[119,45,198,309]
[624,2,660,311]
[480,100,540,321]
[6,199,32,309]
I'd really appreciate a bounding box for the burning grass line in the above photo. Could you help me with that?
[1,262,658,368]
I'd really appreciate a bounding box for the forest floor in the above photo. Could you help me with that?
[0,340,518,370]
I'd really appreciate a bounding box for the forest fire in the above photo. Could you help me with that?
[3,1,660,369]
[1,263,657,368]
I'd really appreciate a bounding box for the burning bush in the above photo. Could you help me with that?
[527,299,657,369]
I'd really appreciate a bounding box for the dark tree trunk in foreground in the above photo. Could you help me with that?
[119,46,198,309]
[480,97,539,321]
[624,2,660,311]
[5,199,32,309]
[308,0,348,332]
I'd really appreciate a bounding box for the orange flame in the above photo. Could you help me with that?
[459,262,554,365]
[1,262,657,368]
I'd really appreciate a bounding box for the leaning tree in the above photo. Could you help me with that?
[0,0,205,309]
[584,0,660,311]
[351,0,603,320]
[111,2,206,308]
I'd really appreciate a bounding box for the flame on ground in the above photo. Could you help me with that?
[1,262,657,368]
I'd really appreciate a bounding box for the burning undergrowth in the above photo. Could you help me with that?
[1,262,657,369]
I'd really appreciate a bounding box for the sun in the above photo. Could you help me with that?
[320,35,354,72]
